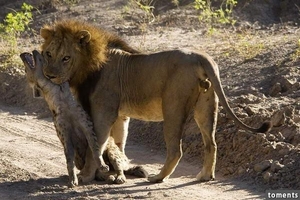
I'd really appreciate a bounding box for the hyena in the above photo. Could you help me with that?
[20,50,147,186]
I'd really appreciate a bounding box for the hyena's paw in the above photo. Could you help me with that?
[107,175,116,183]
[99,163,110,173]
[95,170,115,184]
[98,157,110,173]
[115,174,126,184]
[68,174,78,188]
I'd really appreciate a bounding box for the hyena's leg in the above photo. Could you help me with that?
[107,143,127,184]
[110,116,130,153]
[77,147,97,183]
[194,88,218,181]
[63,133,78,187]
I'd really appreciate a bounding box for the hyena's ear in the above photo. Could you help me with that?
[40,26,54,41]
[76,30,91,46]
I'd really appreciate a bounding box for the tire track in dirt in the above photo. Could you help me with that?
[0,109,66,180]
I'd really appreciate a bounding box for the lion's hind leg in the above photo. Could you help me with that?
[194,88,218,182]
[148,99,187,183]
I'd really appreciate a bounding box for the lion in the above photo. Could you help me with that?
[20,50,147,186]
[40,20,271,183]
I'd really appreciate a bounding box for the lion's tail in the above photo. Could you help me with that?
[124,166,148,178]
[197,52,271,133]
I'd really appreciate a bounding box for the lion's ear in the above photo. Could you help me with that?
[40,27,54,40]
[77,30,91,46]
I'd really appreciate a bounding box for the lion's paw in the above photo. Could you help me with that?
[147,174,164,183]
[196,171,215,182]
[77,172,95,183]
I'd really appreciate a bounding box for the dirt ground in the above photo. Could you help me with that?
[0,0,299,199]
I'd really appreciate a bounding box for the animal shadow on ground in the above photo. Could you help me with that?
[0,176,110,199]
[0,174,151,199]
[0,175,264,199]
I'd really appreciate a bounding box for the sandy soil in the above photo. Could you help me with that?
[0,105,266,200]
[0,0,299,199]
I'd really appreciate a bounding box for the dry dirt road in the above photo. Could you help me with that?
[0,104,265,200]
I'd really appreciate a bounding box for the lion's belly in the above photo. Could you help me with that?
[119,99,163,121]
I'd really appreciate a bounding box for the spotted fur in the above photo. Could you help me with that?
[20,50,147,186]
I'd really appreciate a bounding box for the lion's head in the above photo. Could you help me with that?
[40,20,137,86]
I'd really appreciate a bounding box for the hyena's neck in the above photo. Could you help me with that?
[35,77,63,112]
[36,77,77,114]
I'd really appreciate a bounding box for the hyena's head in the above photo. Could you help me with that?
[20,50,46,98]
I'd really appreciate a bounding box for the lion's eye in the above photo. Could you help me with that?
[46,51,52,58]
[62,56,70,63]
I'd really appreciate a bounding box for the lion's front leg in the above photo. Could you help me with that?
[110,116,130,153]
[90,99,119,174]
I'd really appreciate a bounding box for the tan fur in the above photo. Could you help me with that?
[40,20,271,183]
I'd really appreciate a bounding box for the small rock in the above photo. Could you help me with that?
[271,110,286,127]
[223,167,235,175]
[276,142,293,155]
[275,142,285,150]
[274,132,285,141]
[163,192,171,197]
[238,166,245,175]
[269,82,281,96]
[271,161,284,172]
[263,171,272,182]
[266,134,277,141]
[279,148,291,155]
[254,160,273,172]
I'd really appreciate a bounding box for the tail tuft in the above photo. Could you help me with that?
[257,121,272,133]
[124,166,148,178]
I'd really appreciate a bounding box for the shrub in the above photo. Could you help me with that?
[194,0,237,26]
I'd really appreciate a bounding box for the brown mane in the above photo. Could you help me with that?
[40,19,138,85]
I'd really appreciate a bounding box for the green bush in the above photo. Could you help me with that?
[0,3,33,45]
[194,0,237,26]
[0,3,34,68]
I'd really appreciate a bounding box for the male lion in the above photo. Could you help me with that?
[40,20,271,183]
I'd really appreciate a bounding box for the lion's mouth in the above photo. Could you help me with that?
[45,74,57,80]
